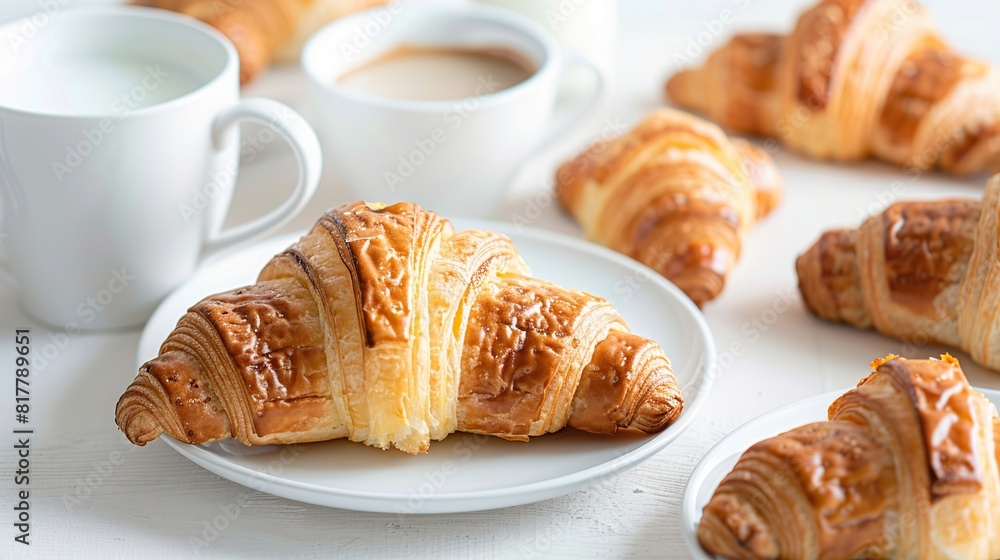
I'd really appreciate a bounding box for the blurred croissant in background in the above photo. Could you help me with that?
[556,108,782,306]
[667,0,1000,176]
[798,174,1000,372]
[136,0,388,84]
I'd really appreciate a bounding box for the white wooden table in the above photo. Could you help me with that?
[3,0,1000,557]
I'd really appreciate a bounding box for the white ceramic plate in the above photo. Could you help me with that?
[137,219,716,514]
[682,387,1000,558]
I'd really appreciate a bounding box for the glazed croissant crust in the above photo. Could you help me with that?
[556,108,782,306]
[115,202,683,454]
[798,174,1000,371]
[699,354,1000,559]
[667,0,1000,176]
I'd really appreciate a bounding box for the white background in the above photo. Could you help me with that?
[2,0,1000,558]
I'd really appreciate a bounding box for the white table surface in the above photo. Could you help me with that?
[3,0,1000,558]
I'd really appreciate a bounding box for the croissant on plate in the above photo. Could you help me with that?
[115,202,684,454]
[555,108,782,306]
[666,0,1000,176]
[699,354,1000,559]
[136,0,388,84]
[797,174,1000,371]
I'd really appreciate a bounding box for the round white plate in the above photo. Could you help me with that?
[137,219,716,514]
[682,387,1000,558]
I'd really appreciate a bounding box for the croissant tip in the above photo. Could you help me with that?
[794,243,824,318]
[664,69,693,103]
[698,494,779,560]
[116,409,164,446]
[630,379,684,433]
[667,267,726,308]
[115,377,168,446]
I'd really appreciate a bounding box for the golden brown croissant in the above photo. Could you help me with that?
[699,354,1000,559]
[136,0,387,84]
[555,108,782,307]
[666,0,1000,176]
[115,202,683,454]
[798,174,1000,371]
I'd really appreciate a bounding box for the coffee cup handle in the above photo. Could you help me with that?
[201,98,322,259]
[536,49,613,152]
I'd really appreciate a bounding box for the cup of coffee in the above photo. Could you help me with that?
[473,0,618,97]
[0,6,322,330]
[302,4,609,217]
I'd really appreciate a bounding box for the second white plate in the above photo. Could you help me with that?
[682,387,1000,559]
[137,219,716,514]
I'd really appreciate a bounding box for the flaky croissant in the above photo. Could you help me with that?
[556,108,782,307]
[666,0,1000,176]
[699,354,1000,559]
[136,0,387,84]
[798,174,1000,371]
[115,202,683,454]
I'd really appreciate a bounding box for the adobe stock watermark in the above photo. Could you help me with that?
[33,267,135,371]
[178,105,299,223]
[669,0,752,71]
[606,256,799,390]
[189,444,303,555]
[509,116,627,231]
[5,0,73,53]
[855,120,970,223]
[61,445,137,512]
[515,449,633,557]
[876,0,925,37]
[52,64,172,182]
[677,286,799,390]
[545,0,600,30]
[339,0,411,62]
[179,161,238,224]
[384,74,504,192]
[392,433,491,518]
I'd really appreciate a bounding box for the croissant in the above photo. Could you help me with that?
[698,354,1000,559]
[666,0,1000,176]
[115,202,684,454]
[555,108,782,307]
[136,0,388,84]
[797,174,1000,371]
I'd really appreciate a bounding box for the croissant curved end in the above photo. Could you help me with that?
[665,68,699,109]
[615,333,684,433]
[115,367,169,446]
[629,372,684,433]
[698,494,779,560]
[568,331,684,435]
[795,241,824,311]
[115,351,229,446]
[115,406,165,447]
[671,267,726,309]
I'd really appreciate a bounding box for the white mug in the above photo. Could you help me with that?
[0,6,322,330]
[302,4,610,217]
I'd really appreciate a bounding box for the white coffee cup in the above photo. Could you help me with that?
[0,6,322,330]
[302,4,609,217]
[473,0,619,97]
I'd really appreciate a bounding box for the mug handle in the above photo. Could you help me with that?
[535,49,613,152]
[201,98,322,259]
